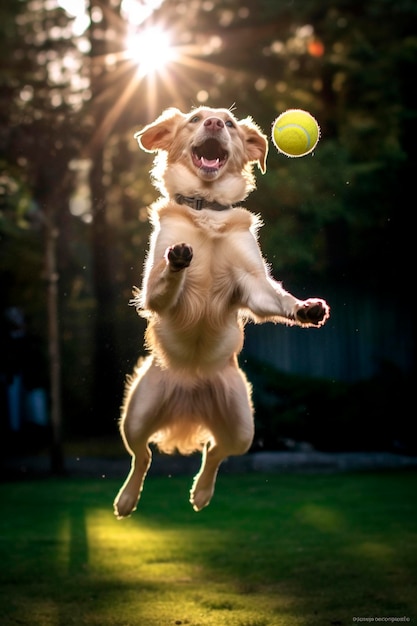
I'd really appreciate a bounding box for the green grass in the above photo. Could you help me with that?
[0,470,416,625]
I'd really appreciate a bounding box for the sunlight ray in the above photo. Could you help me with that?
[174,52,241,81]
[85,72,144,156]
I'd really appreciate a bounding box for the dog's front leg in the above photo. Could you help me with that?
[233,231,329,327]
[143,243,193,312]
[243,274,329,328]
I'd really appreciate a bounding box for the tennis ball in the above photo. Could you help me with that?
[272,109,320,157]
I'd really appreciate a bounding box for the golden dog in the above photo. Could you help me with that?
[114,106,330,518]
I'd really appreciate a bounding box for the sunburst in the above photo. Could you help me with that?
[57,0,231,153]
[125,26,176,75]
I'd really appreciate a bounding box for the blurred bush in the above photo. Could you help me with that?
[243,358,415,454]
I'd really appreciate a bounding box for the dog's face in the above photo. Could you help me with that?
[135,107,268,204]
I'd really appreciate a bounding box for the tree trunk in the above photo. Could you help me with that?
[45,212,65,474]
[89,156,121,431]
[87,0,124,432]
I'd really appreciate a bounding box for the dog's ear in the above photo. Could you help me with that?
[239,117,268,174]
[134,108,184,152]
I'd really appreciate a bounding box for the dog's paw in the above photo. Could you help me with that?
[189,486,213,512]
[296,298,330,327]
[166,243,193,271]
[113,490,138,520]
[189,473,216,512]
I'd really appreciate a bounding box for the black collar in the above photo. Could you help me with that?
[174,193,232,212]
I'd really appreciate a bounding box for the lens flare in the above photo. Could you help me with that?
[126,27,176,76]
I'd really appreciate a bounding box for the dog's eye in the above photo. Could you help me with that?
[189,115,200,123]
[225,120,235,128]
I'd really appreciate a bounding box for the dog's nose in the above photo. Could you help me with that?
[204,117,224,130]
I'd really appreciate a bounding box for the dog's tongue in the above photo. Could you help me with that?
[201,157,220,169]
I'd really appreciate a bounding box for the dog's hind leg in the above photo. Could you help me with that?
[189,441,224,512]
[113,358,162,519]
[189,366,254,512]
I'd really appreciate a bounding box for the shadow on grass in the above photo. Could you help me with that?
[0,471,416,625]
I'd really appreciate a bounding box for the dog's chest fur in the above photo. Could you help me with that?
[145,201,260,369]
[156,202,259,300]
[154,201,260,242]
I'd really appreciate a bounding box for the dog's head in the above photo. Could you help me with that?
[135,107,268,205]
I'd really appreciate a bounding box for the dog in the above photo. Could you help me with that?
[113,106,330,518]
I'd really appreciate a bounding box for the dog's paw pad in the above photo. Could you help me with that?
[166,243,193,271]
[296,299,329,326]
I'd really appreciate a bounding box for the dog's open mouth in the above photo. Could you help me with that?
[191,139,228,173]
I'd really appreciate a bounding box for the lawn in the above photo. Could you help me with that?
[0,470,416,625]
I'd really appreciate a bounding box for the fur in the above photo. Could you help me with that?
[114,106,329,518]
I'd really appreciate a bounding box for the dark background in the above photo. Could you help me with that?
[0,0,415,461]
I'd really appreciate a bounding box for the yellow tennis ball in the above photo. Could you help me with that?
[272,109,320,157]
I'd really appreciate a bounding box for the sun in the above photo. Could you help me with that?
[126,26,176,76]
[56,0,231,150]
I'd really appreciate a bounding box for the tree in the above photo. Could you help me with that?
[1,0,86,468]
[2,0,415,445]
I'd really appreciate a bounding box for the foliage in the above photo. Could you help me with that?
[0,472,416,625]
[1,0,415,438]
[243,358,415,453]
